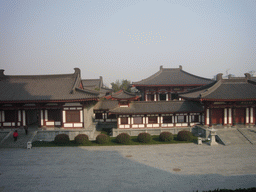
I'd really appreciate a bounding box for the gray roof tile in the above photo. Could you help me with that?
[0,69,99,102]
[110,90,141,100]
[82,79,101,88]
[133,67,214,86]
[180,78,256,100]
[94,100,119,111]
[110,101,203,114]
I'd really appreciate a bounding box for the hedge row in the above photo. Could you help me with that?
[53,130,194,145]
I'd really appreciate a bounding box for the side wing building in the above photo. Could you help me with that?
[0,68,99,129]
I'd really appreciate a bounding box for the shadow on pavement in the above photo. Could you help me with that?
[0,147,255,192]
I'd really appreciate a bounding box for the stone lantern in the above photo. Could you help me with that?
[209,128,218,146]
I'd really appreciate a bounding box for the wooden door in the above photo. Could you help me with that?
[211,108,223,125]
[235,108,245,124]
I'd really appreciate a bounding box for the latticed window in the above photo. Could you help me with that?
[159,94,166,101]
[48,109,61,121]
[191,115,199,122]
[163,116,172,123]
[133,116,143,124]
[4,110,16,122]
[148,116,157,124]
[95,113,103,119]
[120,117,128,124]
[66,110,80,123]
[177,115,186,123]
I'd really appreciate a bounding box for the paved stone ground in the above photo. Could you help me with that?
[0,132,8,141]
[0,126,38,148]
[0,143,255,192]
[238,127,256,144]
[217,129,250,145]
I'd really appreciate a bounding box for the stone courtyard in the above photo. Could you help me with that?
[0,143,255,192]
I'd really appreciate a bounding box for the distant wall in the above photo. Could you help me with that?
[35,129,95,141]
[112,127,193,137]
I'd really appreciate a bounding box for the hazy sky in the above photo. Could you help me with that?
[1,0,255,86]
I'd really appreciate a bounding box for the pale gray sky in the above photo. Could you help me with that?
[1,0,255,86]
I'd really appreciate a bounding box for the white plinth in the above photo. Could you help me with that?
[27,142,32,149]
[209,128,218,146]
[198,137,202,145]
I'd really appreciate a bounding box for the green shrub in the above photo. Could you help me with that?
[102,128,112,135]
[101,131,109,135]
[177,130,193,141]
[116,133,130,144]
[54,134,70,145]
[74,134,90,145]
[137,133,151,143]
[96,134,110,144]
[159,132,173,142]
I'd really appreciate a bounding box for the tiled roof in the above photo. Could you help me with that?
[132,66,214,86]
[251,77,256,83]
[82,77,112,98]
[109,101,203,114]
[106,90,141,100]
[82,79,101,88]
[180,78,256,101]
[0,68,99,102]
[94,100,119,111]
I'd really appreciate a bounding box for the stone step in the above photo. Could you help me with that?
[0,127,38,148]
[237,128,256,144]
[92,131,102,140]
[217,129,250,145]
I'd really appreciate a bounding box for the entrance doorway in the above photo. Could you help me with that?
[235,108,245,124]
[26,109,39,125]
[211,108,223,125]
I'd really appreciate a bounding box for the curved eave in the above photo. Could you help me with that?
[104,95,112,99]
[133,84,207,87]
[111,96,140,101]
[200,98,256,102]
[94,108,110,112]
[0,98,99,104]
[105,96,140,101]
[110,110,204,115]
[179,97,200,101]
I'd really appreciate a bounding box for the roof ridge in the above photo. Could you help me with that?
[4,73,75,79]
[75,87,99,96]
[162,68,180,70]
[82,79,100,81]
[132,67,214,85]
[70,69,81,94]
[200,80,222,98]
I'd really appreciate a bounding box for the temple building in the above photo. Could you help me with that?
[82,76,112,97]
[95,67,256,136]
[180,73,256,126]
[94,66,213,136]
[1,65,255,138]
[132,65,214,101]
[0,68,99,129]
[94,90,140,123]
